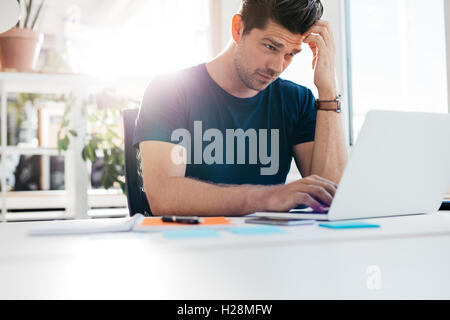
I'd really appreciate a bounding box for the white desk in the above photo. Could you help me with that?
[1,212,450,299]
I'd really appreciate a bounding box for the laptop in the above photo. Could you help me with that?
[254,110,450,221]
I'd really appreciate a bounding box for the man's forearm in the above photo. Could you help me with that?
[305,17,349,183]
[148,177,267,216]
[310,107,349,183]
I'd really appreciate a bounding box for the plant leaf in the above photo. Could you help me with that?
[31,0,46,30]
[81,146,88,161]
[60,119,69,128]
[57,135,69,151]
[87,145,95,161]
[24,0,32,28]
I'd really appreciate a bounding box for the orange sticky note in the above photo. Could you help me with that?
[139,216,230,227]
[200,217,231,225]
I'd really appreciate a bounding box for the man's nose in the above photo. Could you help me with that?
[267,55,285,75]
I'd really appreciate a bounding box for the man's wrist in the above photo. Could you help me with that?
[244,184,278,213]
[315,94,342,113]
[317,87,337,100]
[244,185,265,213]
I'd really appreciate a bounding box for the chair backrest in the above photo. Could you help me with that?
[122,108,152,216]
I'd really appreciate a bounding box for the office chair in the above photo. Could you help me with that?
[123,108,152,216]
[441,201,450,211]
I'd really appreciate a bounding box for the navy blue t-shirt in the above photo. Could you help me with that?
[133,63,317,186]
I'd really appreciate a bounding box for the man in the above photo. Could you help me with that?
[133,0,348,216]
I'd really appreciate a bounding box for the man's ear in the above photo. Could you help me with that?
[231,14,244,43]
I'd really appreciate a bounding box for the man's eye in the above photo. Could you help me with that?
[265,44,276,51]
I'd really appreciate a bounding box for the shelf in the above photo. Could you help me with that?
[0,71,152,98]
[4,210,68,222]
[87,208,129,218]
[0,189,127,210]
[0,72,95,94]
[3,207,128,222]
[1,146,63,156]
[0,71,149,219]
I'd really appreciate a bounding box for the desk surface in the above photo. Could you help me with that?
[1,212,450,299]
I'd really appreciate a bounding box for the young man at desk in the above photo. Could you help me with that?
[133,0,348,216]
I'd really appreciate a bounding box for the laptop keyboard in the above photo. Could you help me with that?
[289,204,329,214]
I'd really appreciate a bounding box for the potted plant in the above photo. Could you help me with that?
[57,90,140,194]
[0,0,46,72]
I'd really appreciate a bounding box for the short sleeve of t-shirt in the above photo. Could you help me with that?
[290,86,317,145]
[132,74,187,148]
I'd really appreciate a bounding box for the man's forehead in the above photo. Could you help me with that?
[254,20,305,47]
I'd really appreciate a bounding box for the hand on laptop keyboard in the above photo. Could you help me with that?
[262,175,337,213]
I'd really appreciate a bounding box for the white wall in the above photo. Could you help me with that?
[444,0,450,113]
[219,0,241,51]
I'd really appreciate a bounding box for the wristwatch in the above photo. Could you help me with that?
[315,94,342,113]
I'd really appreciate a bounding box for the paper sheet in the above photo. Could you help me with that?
[28,214,145,236]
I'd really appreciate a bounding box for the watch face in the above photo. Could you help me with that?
[337,95,342,112]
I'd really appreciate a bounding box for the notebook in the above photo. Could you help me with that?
[28,214,231,236]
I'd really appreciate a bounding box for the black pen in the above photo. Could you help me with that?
[161,216,200,224]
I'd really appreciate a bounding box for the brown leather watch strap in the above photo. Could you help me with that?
[315,95,342,113]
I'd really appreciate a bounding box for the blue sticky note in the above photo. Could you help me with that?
[229,226,285,235]
[163,228,220,239]
[319,221,380,229]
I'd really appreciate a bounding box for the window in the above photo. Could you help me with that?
[280,43,316,96]
[58,0,211,77]
[346,0,448,143]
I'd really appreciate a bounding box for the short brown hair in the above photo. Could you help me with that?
[239,0,323,35]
